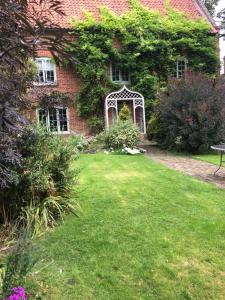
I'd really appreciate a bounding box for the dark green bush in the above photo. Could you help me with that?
[152,73,225,152]
[103,121,140,150]
[0,126,78,234]
[87,116,104,134]
[147,112,160,140]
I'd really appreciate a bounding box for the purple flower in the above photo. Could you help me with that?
[3,286,27,300]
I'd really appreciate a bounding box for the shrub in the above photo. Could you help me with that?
[119,103,132,121]
[152,72,225,152]
[68,133,89,152]
[147,112,160,140]
[87,116,104,134]
[0,125,78,234]
[103,121,140,150]
[83,134,105,154]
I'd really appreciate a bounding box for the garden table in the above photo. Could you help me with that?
[211,145,225,175]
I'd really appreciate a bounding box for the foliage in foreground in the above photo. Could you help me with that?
[1,231,36,299]
[149,72,225,153]
[67,2,218,132]
[0,0,68,189]
[202,0,219,16]
[0,126,78,235]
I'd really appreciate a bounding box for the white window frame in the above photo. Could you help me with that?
[176,57,188,79]
[36,107,70,134]
[34,57,57,86]
[110,63,130,84]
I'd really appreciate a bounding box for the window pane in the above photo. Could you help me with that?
[58,108,68,132]
[36,60,44,83]
[45,60,54,70]
[112,64,120,82]
[121,68,129,82]
[39,71,45,83]
[35,58,56,84]
[49,108,58,132]
[45,60,55,83]
[45,70,55,82]
[38,109,48,126]
[177,59,187,78]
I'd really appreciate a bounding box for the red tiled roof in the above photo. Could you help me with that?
[44,0,218,31]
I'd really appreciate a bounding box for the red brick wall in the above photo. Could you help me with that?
[28,49,89,136]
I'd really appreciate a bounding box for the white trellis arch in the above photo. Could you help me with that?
[105,86,146,133]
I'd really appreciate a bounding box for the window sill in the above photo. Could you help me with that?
[33,82,58,87]
[51,131,70,135]
[111,81,131,85]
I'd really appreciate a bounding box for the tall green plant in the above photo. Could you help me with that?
[119,103,132,121]
[0,126,78,234]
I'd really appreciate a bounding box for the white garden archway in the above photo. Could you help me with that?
[105,86,146,133]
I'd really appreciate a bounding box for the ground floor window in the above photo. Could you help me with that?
[37,107,69,133]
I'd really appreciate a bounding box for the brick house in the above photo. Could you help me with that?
[31,0,218,136]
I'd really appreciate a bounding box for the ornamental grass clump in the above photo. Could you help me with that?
[0,125,79,235]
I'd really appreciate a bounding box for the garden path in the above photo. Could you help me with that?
[145,146,225,189]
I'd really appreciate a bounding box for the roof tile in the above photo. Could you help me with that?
[39,0,217,30]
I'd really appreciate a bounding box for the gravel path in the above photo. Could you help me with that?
[145,146,225,189]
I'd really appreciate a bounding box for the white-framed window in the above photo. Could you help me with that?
[37,107,69,134]
[175,57,188,79]
[35,57,57,85]
[110,63,130,84]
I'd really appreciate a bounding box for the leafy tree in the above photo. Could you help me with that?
[202,0,219,16]
[217,8,225,32]
[0,0,67,188]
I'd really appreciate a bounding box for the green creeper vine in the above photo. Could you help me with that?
[67,1,218,133]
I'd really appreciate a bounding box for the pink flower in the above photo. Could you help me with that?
[3,286,27,300]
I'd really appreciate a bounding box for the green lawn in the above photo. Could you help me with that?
[192,152,221,165]
[30,154,225,299]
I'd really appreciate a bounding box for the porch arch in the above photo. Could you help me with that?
[105,86,146,133]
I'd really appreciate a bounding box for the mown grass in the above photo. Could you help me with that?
[29,153,225,299]
[192,152,221,165]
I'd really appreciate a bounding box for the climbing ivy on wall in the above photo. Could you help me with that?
[67,1,218,132]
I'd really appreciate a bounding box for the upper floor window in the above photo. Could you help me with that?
[110,63,130,84]
[176,57,188,79]
[35,58,57,85]
[37,107,69,133]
